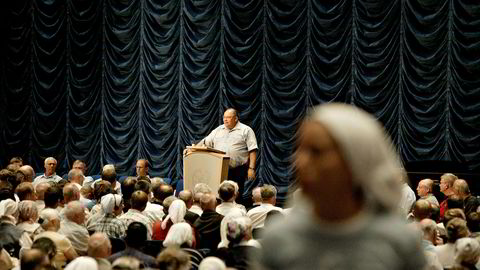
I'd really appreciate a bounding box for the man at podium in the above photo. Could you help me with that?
[196,108,258,203]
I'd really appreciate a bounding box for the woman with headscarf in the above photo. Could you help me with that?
[0,199,32,258]
[65,256,99,270]
[253,103,426,270]
[17,200,43,240]
[163,223,203,270]
[86,193,127,238]
[152,199,187,241]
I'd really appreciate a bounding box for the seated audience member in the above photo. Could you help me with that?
[35,182,51,212]
[153,199,187,241]
[417,178,439,206]
[15,182,37,201]
[33,157,63,187]
[246,187,262,212]
[193,193,224,251]
[438,208,468,239]
[17,200,43,240]
[254,103,425,269]
[151,183,174,206]
[19,165,35,183]
[216,216,259,270]
[119,191,153,239]
[86,194,127,238]
[448,195,465,211]
[121,177,137,212]
[439,173,458,219]
[409,199,432,222]
[418,219,443,270]
[80,185,96,210]
[246,185,283,229]
[108,222,157,268]
[136,159,150,180]
[72,160,94,188]
[112,257,140,270]
[216,181,246,217]
[451,238,480,270]
[9,157,23,167]
[58,201,89,255]
[0,199,32,257]
[64,256,99,270]
[453,179,479,217]
[163,196,178,216]
[435,218,471,269]
[31,237,57,267]
[88,233,112,270]
[198,257,226,270]
[218,209,246,249]
[136,180,164,223]
[34,209,78,268]
[67,169,84,190]
[156,247,191,270]
[163,222,204,270]
[44,186,62,211]
[21,249,50,270]
[467,212,480,235]
[190,192,204,216]
[179,190,200,225]
[90,180,114,216]
[92,164,121,194]
[61,184,83,217]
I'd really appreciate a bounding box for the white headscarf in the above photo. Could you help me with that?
[455,237,480,266]
[310,103,402,212]
[161,199,186,229]
[65,256,98,270]
[218,208,245,248]
[163,222,193,247]
[100,194,122,214]
[199,257,226,270]
[0,199,18,223]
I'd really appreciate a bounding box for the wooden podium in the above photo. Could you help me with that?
[183,146,230,193]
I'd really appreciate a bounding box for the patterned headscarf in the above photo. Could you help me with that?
[0,199,18,223]
[218,208,245,248]
[226,216,252,245]
[18,200,39,223]
[100,194,122,214]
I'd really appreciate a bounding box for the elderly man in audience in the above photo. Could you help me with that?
[43,185,63,213]
[72,160,94,187]
[33,157,63,187]
[179,190,200,225]
[439,173,458,219]
[18,165,35,183]
[409,199,432,222]
[135,180,164,223]
[246,184,283,229]
[418,219,443,270]
[87,193,127,238]
[216,181,246,216]
[416,178,439,206]
[58,201,89,255]
[88,232,112,270]
[92,164,121,194]
[151,183,174,206]
[34,209,78,268]
[247,186,262,211]
[108,222,158,268]
[452,237,480,269]
[453,179,479,217]
[15,182,37,201]
[119,190,153,239]
[68,169,84,190]
[17,200,42,240]
[193,193,224,251]
[35,182,50,212]
[190,191,204,217]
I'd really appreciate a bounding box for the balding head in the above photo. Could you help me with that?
[68,169,84,186]
[261,185,277,205]
[252,187,262,204]
[152,183,174,202]
[19,165,35,183]
[131,190,148,211]
[102,164,116,184]
[200,193,216,211]
[417,178,434,197]
[64,201,86,225]
[63,183,80,203]
[88,232,112,258]
[35,182,50,200]
[179,190,193,208]
[412,199,431,221]
[453,179,470,198]
[15,182,36,201]
[419,218,437,244]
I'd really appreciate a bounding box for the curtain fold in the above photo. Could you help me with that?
[2,0,480,202]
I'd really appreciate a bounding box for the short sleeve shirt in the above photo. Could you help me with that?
[203,122,258,168]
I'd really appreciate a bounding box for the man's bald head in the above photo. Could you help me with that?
[419,218,437,243]
[179,190,193,208]
[35,182,51,200]
[19,165,35,183]
[64,201,86,225]
[200,193,216,211]
[88,232,112,258]
[63,183,80,203]
[453,179,470,198]
[413,199,432,221]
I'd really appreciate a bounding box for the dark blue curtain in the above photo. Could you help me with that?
[1,0,480,202]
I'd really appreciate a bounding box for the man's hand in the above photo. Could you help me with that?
[247,168,256,181]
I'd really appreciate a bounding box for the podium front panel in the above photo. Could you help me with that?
[183,151,229,193]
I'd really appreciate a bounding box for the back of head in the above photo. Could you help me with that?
[193,183,212,195]
[65,257,98,270]
[419,218,437,241]
[163,223,194,248]
[200,193,216,211]
[64,201,85,224]
[446,218,470,243]
[125,222,148,248]
[101,194,123,215]
[63,183,80,203]
[93,181,113,201]
[413,199,431,221]
[35,182,51,200]
[198,257,226,270]
[44,186,61,208]
[178,190,193,206]
[21,249,48,270]
[163,196,177,214]
[39,209,60,231]
[454,179,470,196]
[88,232,112,258]
[448,195,465,210]
[18,200,39,223]
[0,180,14,201]
[153,184,174,202]
[0,169,17,187]
[444,208,467,227]
[252,187,262,204]
[134,180,151,194]
[15,182,35,201]
[467,212,480,233]
[156,247,191,270]
[112,257,140,270]
[455,238,480,267]
[218,182,235,202]
[101,164,116,184]
[122,177,138,203]
[130,191,148,211]
[261,185,277,203]
[19,165,35,182]
[32,237,56,260]
[226,216,252,246]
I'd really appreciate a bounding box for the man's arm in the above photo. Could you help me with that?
[248,150,257,181]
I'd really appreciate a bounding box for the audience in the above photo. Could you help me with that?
[216,181,246,217]
[435,218,471,269]
[87,233,112,270]
[178,190,200,225]
[33,157,63,187]
[58,201,90,255]
[193,193,224,251]
[153,200,187,241]
[439,173,458,219]
[451,237,480,270]
[453,179,479,217]
[17,200,42,240]
[246,185,283,229]
[156,247,191,270]
[118,191,153,239]
[86,194,126,238]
